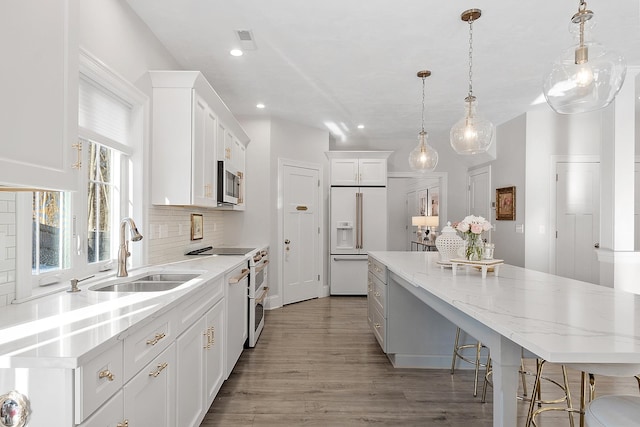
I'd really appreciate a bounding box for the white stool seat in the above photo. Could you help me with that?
[585,395,640,427]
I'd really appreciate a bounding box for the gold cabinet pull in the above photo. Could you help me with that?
[374,323,381,329]
[117,420,129,427]
[146,332,166,346]
[149,362,168,378]
[203,326,216,349]
[296,205,308,211]
[98,369,115,381]
[228,268,250,284]
[374,291,381,297]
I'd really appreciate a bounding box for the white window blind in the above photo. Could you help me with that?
[79,76,132,146]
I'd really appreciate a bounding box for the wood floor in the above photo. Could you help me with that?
[200,296,638,426]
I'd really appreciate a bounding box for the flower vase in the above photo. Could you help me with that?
[465,234,484,261]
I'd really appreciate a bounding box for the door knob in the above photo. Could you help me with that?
[285,239,290,244]
[594,243,600,248]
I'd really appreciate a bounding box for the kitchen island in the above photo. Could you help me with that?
[368,251,640,427]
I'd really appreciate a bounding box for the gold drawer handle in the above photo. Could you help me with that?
[149,362,168,378]
[374,291,381,297]
[374,323,381,329]
[146,332,166,346]
[98,369,115,381]
[203,326,216,349]
[117,420,129,427]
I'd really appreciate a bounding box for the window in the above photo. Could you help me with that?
[18,50,145,298]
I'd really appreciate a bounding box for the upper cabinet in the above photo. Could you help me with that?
[0,0,79,191]
[328,153,391,186]
[150,71,249,208]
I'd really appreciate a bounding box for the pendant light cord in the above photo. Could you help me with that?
[421,76,426,133]
[467,16,474,99]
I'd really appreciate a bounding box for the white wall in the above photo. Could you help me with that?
[491,114,526,267]
[524,105,604,273]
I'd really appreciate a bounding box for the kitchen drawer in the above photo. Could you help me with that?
[368,257,387,283]
[370,271,386,316]
[75,340,124,423]
[78,390,124,427]
[371,304,386,351]
[175,276,223,335]
[124,311,175,381]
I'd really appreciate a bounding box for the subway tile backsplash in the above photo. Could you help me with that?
[0,193,16,307]
[147,206,225,265]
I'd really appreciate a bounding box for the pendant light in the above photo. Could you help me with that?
[542,0,626,114]
[409,70,438,172]
[450,9,494,155]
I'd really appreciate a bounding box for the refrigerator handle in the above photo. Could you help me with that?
[359,192,363,249]
[356,192,363,249]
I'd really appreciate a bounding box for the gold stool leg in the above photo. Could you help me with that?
[450,327,461,375]
[561,364,575,427]
[526,359,544,426]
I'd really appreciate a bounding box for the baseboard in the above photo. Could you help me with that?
[387,353,457,369]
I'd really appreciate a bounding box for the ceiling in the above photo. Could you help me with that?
[126,0,640,148]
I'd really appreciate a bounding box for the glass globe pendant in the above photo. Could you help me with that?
[450,96,493,155]
[409,130,438,171]
[450,9,494,156]
[409,70,438,172]
[543,0,626,114]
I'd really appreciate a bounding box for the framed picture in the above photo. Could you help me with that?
[417,189,428,216]
[190,214,203,240]
[496,186,516,221]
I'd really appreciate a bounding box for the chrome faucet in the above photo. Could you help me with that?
[117,217,143,277]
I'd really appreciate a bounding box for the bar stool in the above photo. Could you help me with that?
[585,395,640,426]
[450,327,489,397]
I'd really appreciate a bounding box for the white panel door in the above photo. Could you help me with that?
[407,190,417,250]
[360,187,387,253]
[283,165,320,305]
[556,162,600,284]
[468,167,491,222]
[635,163,640,251]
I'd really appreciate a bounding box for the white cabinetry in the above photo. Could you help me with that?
[367,257,387,351]
[175,277,225,427]
[150,71,249,208]
[330,158,387,186]
[0,0,79,190]
[124,343,176,427]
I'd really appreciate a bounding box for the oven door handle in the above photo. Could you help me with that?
[228,268,250,284]
[255,260,269,273]
[256,287,269,304]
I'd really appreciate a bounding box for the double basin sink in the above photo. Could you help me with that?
[89,273,200,293]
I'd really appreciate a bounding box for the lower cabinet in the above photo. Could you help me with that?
[176,299,225,427]
[81,343,176,427]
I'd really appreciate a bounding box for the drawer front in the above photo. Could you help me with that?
[368,257,387,283]
[175,276,224,335]
[371,305,386,351]
[124,311,175,381]
[78,389,124,427]
[75,341,124,423]
[371,273,386,315]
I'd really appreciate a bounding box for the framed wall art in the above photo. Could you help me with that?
[496,186,516,221]
[190,213,203,240]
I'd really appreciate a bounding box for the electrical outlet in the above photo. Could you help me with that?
[515,224,524,234]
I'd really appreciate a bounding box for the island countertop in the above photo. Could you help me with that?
[0,254,252,369]
[369,251,640,365]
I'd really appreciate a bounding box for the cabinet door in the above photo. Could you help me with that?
[176,317,206,427]
[78,390,124,427]
[124,343,175,427]
[358,159,387,186]
[330,159,359,186]
[0,0,78,190]
[192,94,217,207]
[205,300,225,406]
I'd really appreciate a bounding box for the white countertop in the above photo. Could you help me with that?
[0,254,252,369]
[369,251,640,364]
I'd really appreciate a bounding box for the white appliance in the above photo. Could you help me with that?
[247,247,268,347]
[224,260,249,378]
[217,160,242,205]
[330,187,387,295]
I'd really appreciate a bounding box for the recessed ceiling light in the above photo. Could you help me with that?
[357,124,365,129]
[230,49,243,57]
[256,103,265,109]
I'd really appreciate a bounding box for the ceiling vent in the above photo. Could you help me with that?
[235,29,257,50]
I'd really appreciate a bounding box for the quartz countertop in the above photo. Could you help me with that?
[369,251,640,364]
[0,254,253,369]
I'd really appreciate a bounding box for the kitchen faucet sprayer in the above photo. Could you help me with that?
[117,217,143,277]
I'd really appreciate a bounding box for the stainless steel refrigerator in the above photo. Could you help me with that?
[330,186,387,294]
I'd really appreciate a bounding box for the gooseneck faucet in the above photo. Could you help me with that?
[117,217,143,277]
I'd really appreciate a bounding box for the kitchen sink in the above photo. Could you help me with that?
[89,273,200,292]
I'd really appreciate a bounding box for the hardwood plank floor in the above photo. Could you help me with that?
[200,296,638,426]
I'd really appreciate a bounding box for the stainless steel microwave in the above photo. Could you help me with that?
[217,161,241,205]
